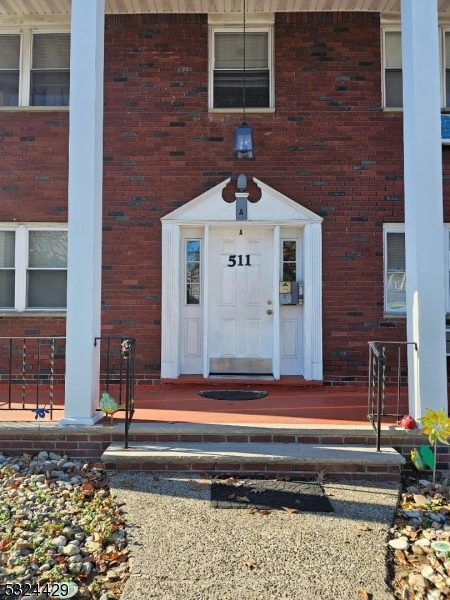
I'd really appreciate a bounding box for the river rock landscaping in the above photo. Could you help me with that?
[389,477,450,599]
[0,452,129,600]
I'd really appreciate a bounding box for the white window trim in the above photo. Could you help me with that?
[382,25,448,110]
[381,26,402,111]
[384,224,450,314]
[208,25,275,112]
[0,25,70,109]
[0,223,68,313]
[383,224,406,314]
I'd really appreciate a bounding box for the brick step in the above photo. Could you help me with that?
[160,377,323,391]
[101,441,405,482]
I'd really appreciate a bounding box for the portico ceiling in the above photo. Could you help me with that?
[1,0,450,16]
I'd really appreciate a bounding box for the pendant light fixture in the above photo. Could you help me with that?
[233,0,255,160]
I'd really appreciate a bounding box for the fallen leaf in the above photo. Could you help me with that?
[282,506,299,514]
[258,510,271,515]
[227,493,236,500]
[247,507,258,514]
[192,483,208,491]
[357,589,370,600]
[357,525,372,532]
[237,496,250,503]
[202,472,211,479]
[316,469,326,484]
[275,475,291,482]
[394,549,408,565]
[0,538,12,551]
[121,481,132,487]
[153,476,160,482]
[244,561,259,569]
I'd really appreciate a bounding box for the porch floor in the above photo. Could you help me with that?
[0,381,409,426]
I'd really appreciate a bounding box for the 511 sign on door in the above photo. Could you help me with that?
[228,254,251,267]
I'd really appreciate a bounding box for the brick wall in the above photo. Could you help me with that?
[0,12,446,384]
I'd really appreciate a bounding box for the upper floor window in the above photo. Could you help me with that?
[383,30,403,108]
[383,27,450,109]
[0,225,67,311]
[210,28,273,110]
[0,31,70,107]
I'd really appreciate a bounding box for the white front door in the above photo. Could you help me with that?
[209,228,273,375]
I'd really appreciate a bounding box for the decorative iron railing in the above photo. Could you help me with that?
[367,340,417,451]
[0,336,66,420]
[94,336,136,448]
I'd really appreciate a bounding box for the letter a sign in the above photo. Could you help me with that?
[236,197,247,221]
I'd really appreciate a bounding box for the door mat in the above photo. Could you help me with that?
[199,390,268,401]
[211,475,334,512]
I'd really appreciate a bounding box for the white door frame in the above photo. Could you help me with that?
[161,178,323,381]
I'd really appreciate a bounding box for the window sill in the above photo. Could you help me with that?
[382,313,406,319]
[0,311,66,318]
[382,107,403,113]
[208,108,276,114]
[0,106,69,112]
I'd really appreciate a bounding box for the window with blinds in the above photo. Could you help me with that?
[31,33,70,106]
[445,32,450,107]
[384,31,403,108]
[0,35,20,107]
[27,231,67,308]
[0,231,15,308]
[0,30,69,107]
[0,226,67,312]
[385,230,406,313]
[212,31,271,109]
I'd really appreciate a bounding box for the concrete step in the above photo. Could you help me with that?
[102,441,405,482]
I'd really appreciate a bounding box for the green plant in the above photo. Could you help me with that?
[420,408,450,484]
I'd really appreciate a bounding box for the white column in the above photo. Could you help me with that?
[61,0,105,425]
[401,0,447,418]
[272,225,281,380]
[161,222,181,378]
[202,225,210,379]
[303,222,323,380]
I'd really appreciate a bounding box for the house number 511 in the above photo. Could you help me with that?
[228,254,251,267]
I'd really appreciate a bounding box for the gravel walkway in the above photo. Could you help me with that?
[109,473,400,600]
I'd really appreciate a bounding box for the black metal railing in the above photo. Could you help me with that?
[0,337,66,420]
[367,340,417,451]
[94,336,136,448]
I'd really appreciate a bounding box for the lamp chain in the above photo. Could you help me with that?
[243,0,246,121]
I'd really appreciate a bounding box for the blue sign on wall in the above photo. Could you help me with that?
[442,115,450,144]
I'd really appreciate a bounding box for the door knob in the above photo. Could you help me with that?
[267,309,273,315]
[267,300,272,305]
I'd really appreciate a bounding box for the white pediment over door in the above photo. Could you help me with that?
[161,177,323,224]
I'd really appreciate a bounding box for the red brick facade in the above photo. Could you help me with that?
[0,12,446,384]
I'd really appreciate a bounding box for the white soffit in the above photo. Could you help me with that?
[2,0,450,18]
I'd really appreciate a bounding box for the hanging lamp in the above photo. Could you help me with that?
[234,0,255,160]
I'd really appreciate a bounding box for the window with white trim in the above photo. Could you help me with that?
[384,225,450,313]
[210,28,273,109]
[0,225,67,311]
[384,227,406,313]
[383,30,403,108]
[444,30,450,107]
[0,30,70,107]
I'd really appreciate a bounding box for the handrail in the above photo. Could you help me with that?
[367,341,417,451]
[94,336,136,449]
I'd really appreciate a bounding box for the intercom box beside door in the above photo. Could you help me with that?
[279,281,304,305]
